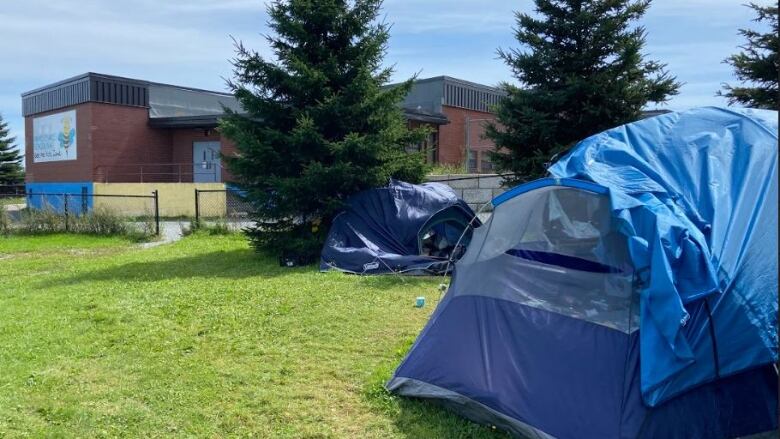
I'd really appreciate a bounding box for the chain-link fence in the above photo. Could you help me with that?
[0,184,25,196]
[194,188,254,229]
[0,186,26,221]
[0,187,259,237]
[0,191,160,236]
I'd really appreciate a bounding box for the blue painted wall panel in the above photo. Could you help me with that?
[25,182,93,214]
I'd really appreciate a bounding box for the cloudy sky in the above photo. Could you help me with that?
[0,0,768,154]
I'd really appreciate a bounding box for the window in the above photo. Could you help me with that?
[480,152,494,173]
[467,150,478,173]
[406,128,439,164]
[426,131,438,164]
[460,187,638,333]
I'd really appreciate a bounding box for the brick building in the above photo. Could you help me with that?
[23,73,244,189]
[398,76,504,172]
[22,72,504,199]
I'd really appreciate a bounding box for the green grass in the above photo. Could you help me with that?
[0,233,507,438]
[1,197,24,205]
[0,233,137,253]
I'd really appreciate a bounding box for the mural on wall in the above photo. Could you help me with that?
[33,110,77,163]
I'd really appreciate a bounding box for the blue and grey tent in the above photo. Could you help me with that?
[320,180,479,274]
[388,107,778,438]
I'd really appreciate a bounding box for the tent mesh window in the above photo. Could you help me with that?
[459,186,638,333]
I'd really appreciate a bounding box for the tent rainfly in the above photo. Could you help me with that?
[320,180,479,275]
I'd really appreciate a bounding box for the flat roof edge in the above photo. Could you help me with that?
[386,75,503,94]
[147,114,222,129]
[21,73,93,97]
[22,72,234,98]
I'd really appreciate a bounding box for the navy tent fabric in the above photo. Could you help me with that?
[387,107,778,438]
[320,180,477,274]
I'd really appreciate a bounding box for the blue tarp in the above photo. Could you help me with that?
[549,106,778,404]
[320,180,477,274]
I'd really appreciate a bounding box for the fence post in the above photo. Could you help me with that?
[64,194,69,232]
[153,190,160,236]
[465,115,471,173]
[81,186,88,213]
[194,189,200,225]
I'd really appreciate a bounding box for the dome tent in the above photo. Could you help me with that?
[320,179,479,275]
[387,107,778,438]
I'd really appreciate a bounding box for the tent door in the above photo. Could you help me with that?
[418,209,474,261]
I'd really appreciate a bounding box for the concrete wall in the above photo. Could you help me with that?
[26,176,502,219]
[427,173,506,212]
[93,182,225,217]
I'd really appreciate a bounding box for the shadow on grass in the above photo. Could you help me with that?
[41,248,299,287]
[43,244,440,291]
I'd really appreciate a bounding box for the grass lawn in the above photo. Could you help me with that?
[0,233,507,438]
[0,197,24,205]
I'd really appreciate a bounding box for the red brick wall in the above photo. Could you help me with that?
[170,129,237,183]
[25,103,239,184]
[171,129,220,182]
[438,106,497,170]
[220,137,238,183]
[25,102,176,183]
[89,103,172,182]
[25,104,93,182]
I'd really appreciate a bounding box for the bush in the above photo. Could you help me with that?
[428,163,466,175]
[19,207,63,234]
[0,202,10,237]
[182,219,234,237]
[70,207,129,235]
[13,206,154,240]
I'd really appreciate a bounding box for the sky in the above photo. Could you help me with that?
[0,0,769,155]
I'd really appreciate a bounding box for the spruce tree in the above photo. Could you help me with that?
[220,0,427,259]
[0,114,24,186]
[486,0,680,185]
[718,3,778,110]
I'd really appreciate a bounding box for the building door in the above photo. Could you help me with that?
[193,141,221,182]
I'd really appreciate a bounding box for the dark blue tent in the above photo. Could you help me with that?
[320,180,479,274]
[388,107,778,438]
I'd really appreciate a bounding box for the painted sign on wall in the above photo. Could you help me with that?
[33,110,77,163]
